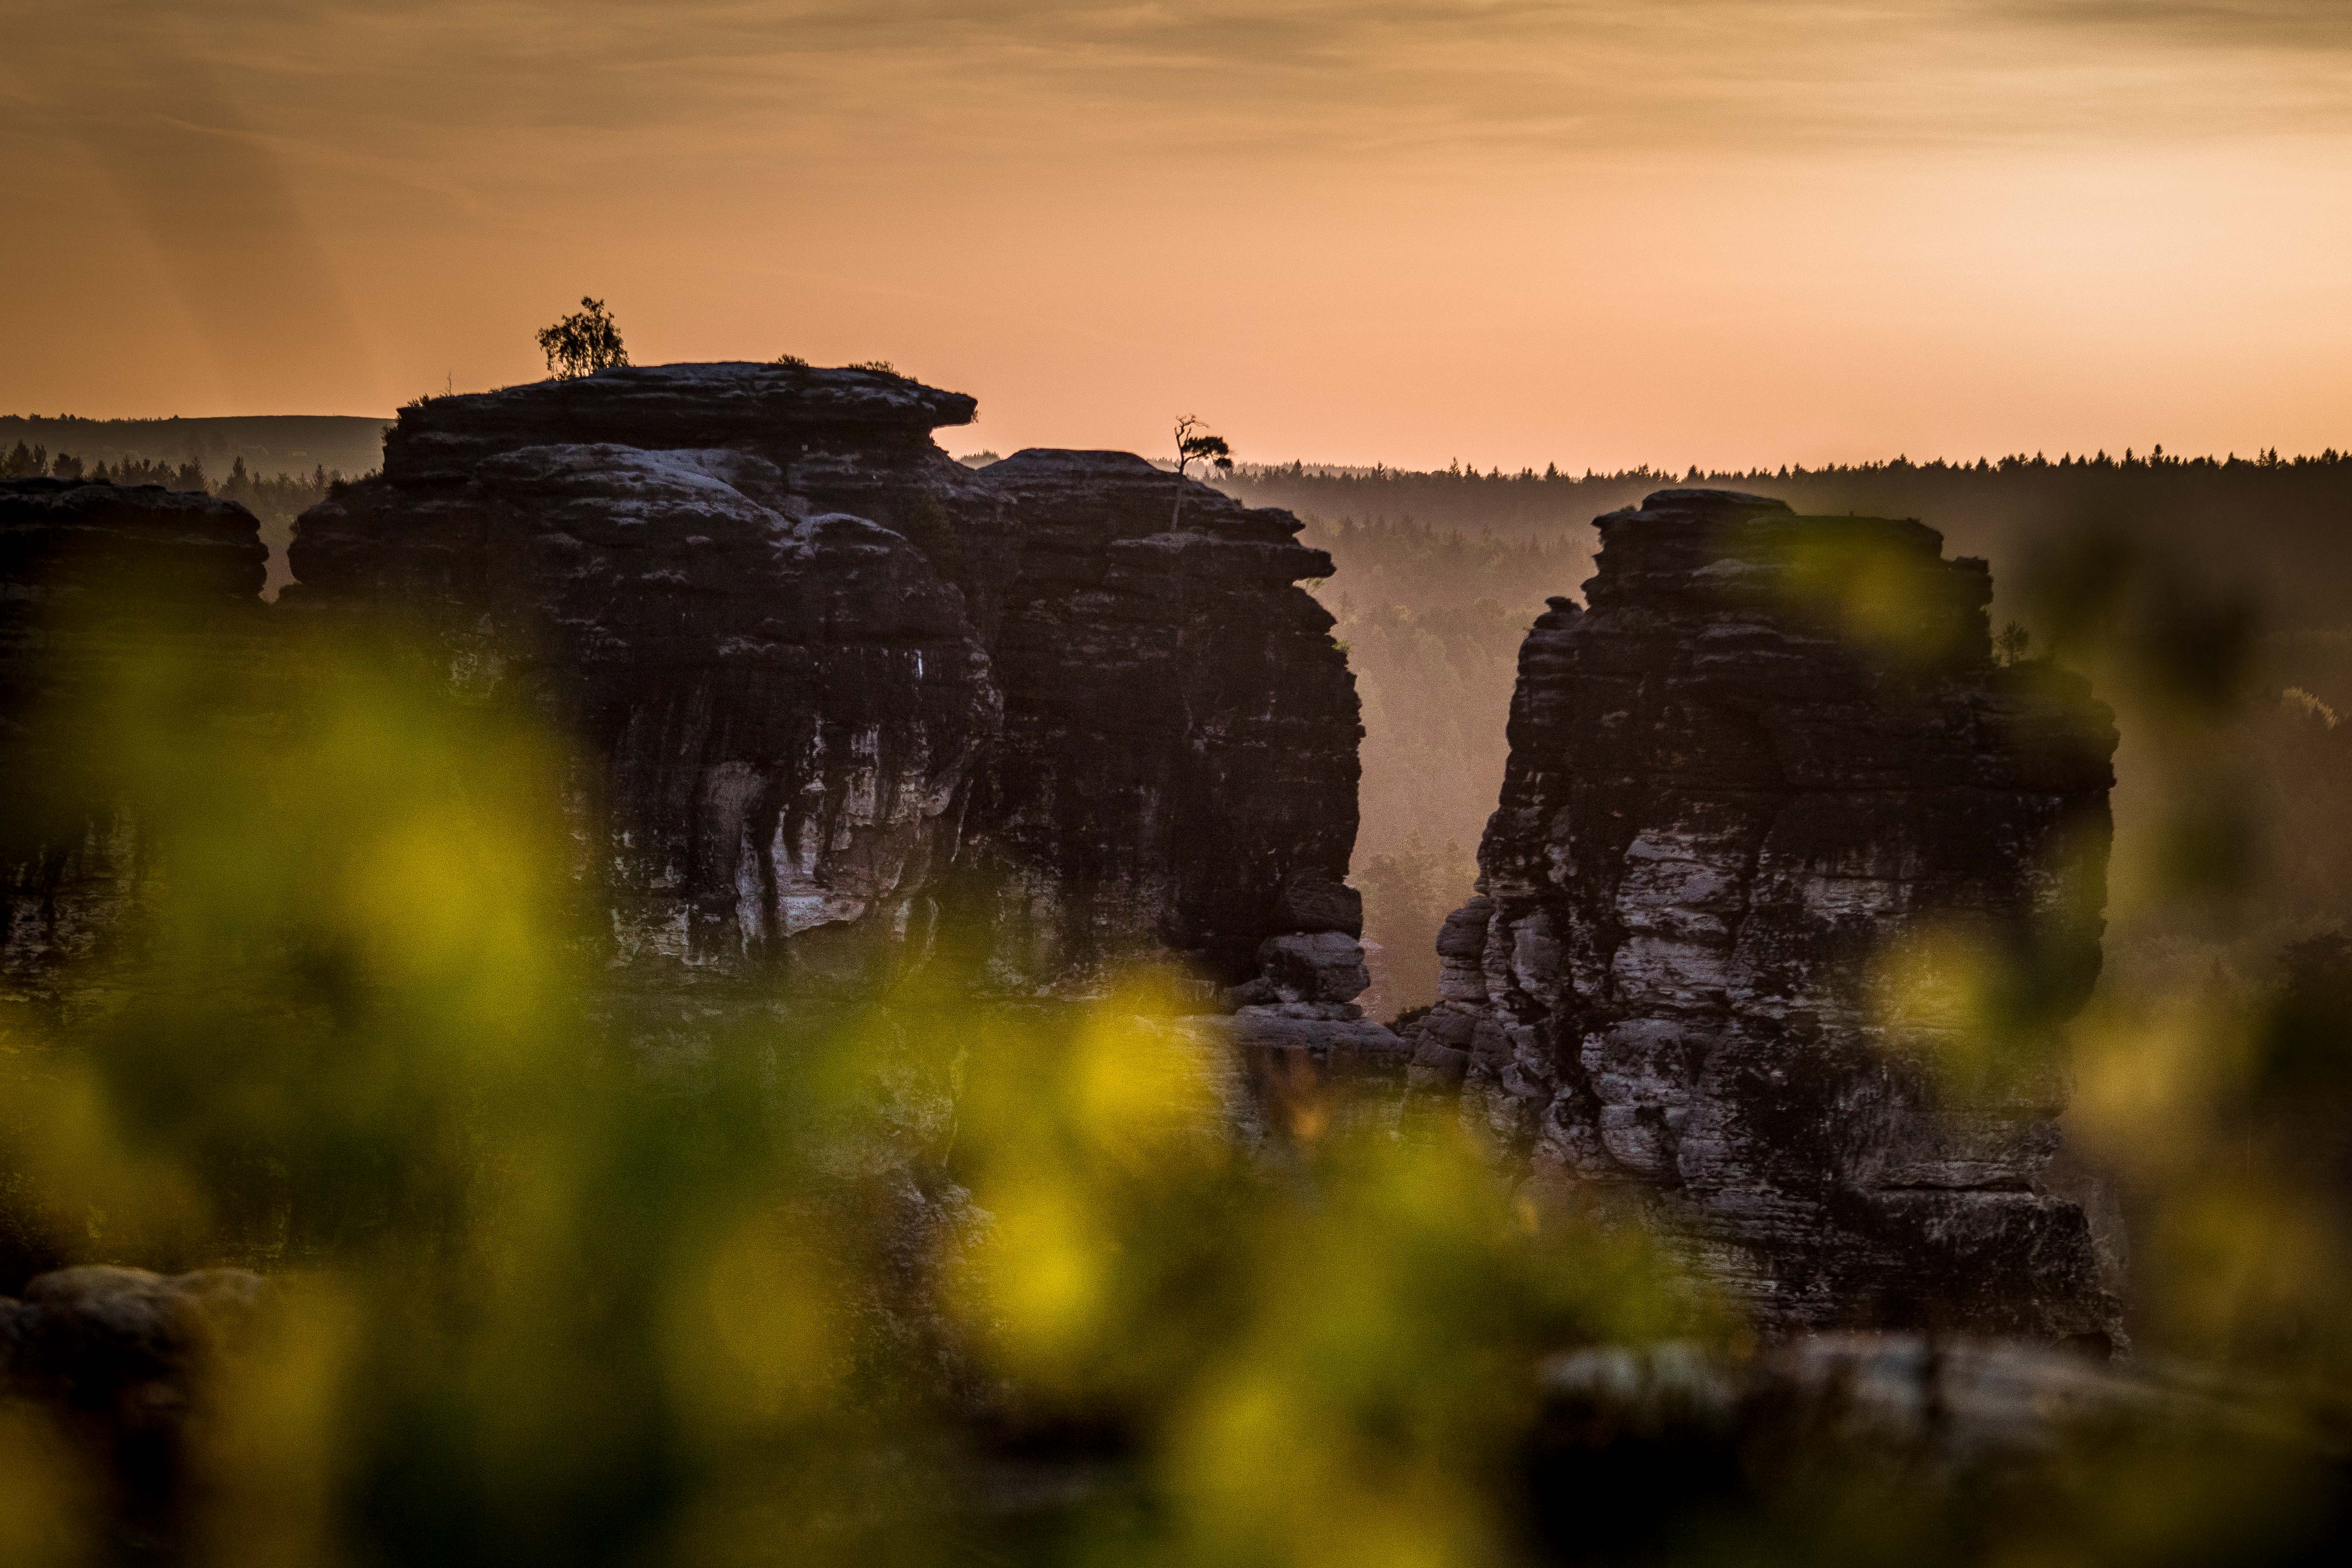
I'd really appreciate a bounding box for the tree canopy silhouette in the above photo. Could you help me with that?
[535,297,629,380]
[1173,414,1232,481]
[1170,413,1233,526]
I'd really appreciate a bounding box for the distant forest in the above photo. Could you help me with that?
[2,414,388,598]
[2,438,360,598]
[0,414,388,481]
[1221,451,2352,1014]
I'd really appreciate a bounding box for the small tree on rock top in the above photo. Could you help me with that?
[536,297,629,380]
[1170,414,1233,526]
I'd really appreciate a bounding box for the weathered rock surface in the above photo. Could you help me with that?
[1524,1330,2341,1564]
[309,360,1014,633]
[1539,1334,2291,1468]
[289,367,1012,1009]
[970,448,1365,994]
[1406,489,2119,1342]
[286,367,1387,1033]
[0,1264,267,1407]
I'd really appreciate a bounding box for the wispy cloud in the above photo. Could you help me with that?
[13,0,2351,174]
[6,0,2349,433]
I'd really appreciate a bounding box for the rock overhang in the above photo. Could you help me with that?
[382,362,983,484]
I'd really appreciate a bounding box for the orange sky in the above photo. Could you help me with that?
[4,1,2350,471]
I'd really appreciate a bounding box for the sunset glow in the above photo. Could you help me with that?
[5,1,2350,467]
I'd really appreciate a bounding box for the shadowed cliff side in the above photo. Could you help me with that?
[2,477,270,1292]
[281,365,1386,1029]
[289,366,1008,1011]
[2,478,268,1026]
[973,449,1364,994]
[1404,488,2120,1344]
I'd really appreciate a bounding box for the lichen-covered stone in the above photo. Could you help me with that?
[1407,489,2119,1343]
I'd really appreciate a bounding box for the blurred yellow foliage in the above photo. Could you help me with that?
[0,1406,90,1568]
[6,538,2352,1566]
[0,621,1719,1568]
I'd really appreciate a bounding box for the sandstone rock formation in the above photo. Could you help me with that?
[2,478,268,1024]
[288,366,1010,1010]
[286,366,1383,1029]
[1524,1330,2333,1563]
[973,449,1386,1046]
[1405,488,2119,1343]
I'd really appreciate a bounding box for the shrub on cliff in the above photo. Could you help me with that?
[535,297,630,380]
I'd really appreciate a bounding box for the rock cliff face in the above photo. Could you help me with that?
[972,449,1366,999]
[287,366,1379,1019]
[2,479,267,1024]
[289,365,1014,1006]
[1405,489,2119,1343]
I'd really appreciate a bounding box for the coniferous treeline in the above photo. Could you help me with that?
[3,441,211,489]
[0,412,388,481]
[1231,447,2352,626]
[3,442,345,596]
[2,441,341,506]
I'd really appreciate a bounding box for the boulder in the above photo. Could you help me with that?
[0,1265,269,1535]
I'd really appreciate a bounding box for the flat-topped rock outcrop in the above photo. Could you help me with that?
[285,366,1385,1027]
[1405,488,2120,1343]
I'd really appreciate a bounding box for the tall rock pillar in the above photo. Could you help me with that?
[1407,489,2119,1343]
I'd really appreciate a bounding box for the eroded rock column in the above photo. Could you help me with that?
[1407,488,2119,1342]
[285,372,1390,1041]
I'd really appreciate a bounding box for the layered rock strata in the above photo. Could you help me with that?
[286,367,1386,1031]
[1406,489,2118,1342]
[973,450,1388,1046]
[289,366,1012,1007]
